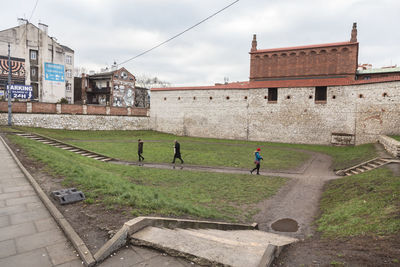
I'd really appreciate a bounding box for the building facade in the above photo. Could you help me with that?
[150,23,400,145]
[79,67,149,108]
[0,19,74,103]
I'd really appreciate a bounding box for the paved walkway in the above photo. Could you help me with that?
[0,138,197,267]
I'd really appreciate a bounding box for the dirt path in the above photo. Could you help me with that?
[254,152,338,239]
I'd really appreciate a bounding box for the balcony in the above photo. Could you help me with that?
[86,86,110,94]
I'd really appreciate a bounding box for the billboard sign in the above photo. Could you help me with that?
[44,62,65,82]
[0,56,25,89]
[6,84,33,99]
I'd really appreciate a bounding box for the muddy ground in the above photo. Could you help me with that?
[3,134,400,266]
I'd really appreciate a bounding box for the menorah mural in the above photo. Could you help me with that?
[0,56,26,89]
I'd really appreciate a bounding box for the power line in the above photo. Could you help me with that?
[10,0,40,54]
[29,0,40,21]
[117,0,239,66]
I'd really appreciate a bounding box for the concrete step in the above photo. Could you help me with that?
[356,168,365,173]
[131,226,297,267]
[86,154,101,158]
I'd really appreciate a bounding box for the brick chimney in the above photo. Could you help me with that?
[251,34,257,52]
[350,22,357,43]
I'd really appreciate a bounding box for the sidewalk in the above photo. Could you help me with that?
[0,138,83,267]
[0,137,197,267]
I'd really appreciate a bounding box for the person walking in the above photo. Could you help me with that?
[250,148,263,175]
[172,140,184,168]
[138,139,144,164]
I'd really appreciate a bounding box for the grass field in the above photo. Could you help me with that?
[317,168,400,237]
[13,127,377,170]
[4,127,398,238]
[7,134,287,222]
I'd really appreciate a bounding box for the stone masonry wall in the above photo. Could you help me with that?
[151,81,400,145]
[378,135,400,158]
[0,113,150,131]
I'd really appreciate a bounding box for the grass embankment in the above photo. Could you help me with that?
[8,134,286,222]
[317,168,400,238]
[273,143,378,170]
[391,135,400,142]
[15,127,377,170]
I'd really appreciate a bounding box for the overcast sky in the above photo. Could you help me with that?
[2,0,399,86]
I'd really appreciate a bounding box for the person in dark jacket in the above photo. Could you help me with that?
[250,148,263,175]
[172,140,184,166]
[138,139,144,163]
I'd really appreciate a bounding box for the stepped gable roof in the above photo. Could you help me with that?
[151,76,400,91]
[251,41,358,54]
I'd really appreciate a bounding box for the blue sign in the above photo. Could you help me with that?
[7,85,33,99]
[44,62,65,82]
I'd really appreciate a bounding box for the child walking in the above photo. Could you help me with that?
[250,148,263,175]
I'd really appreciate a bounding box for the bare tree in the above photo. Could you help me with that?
[135,74,171,89]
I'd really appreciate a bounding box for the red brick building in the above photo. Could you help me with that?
[249,23,359,81]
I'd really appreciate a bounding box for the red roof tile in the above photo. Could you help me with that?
[151,76,400,91]
[251,41,358,54]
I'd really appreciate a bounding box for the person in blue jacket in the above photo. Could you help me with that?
[250,148,263,175]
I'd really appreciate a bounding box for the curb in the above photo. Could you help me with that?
[0,135,96,267]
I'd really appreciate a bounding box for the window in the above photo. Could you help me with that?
[65,55,72,64]
[66,83,72,91]
[268,88,277,102]
[315,86,327,102]
[66,97,72,104]
[31,68,36,76]
[66,69,72,78]
[30,50,37,60]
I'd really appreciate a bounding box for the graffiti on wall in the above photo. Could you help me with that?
[113,81,135,107]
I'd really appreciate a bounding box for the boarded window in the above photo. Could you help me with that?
[315,86,327,102]
[268,88,277,102]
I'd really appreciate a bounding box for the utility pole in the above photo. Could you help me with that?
[7,43,12,126]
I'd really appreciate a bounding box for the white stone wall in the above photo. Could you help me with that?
[0,113,150,131]
[151,81,400,145]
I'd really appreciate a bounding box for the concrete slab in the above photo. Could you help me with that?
[98,247,146,267]
[0,215,10,227]
[131,227,297,267]
[0,192,21,201]
[26,201,46,211]
[0,248,53,267]
[6,195,41,206]
[15,228,67,253]
[3,185,33,193]
[134,255,191,267]
[46,241,80,266]
[54,259,83,267]
[0,222,36,242]
[10,208,51,224]
[20,190,37,197]
[35,217,59,232]
[0,239,17,258]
